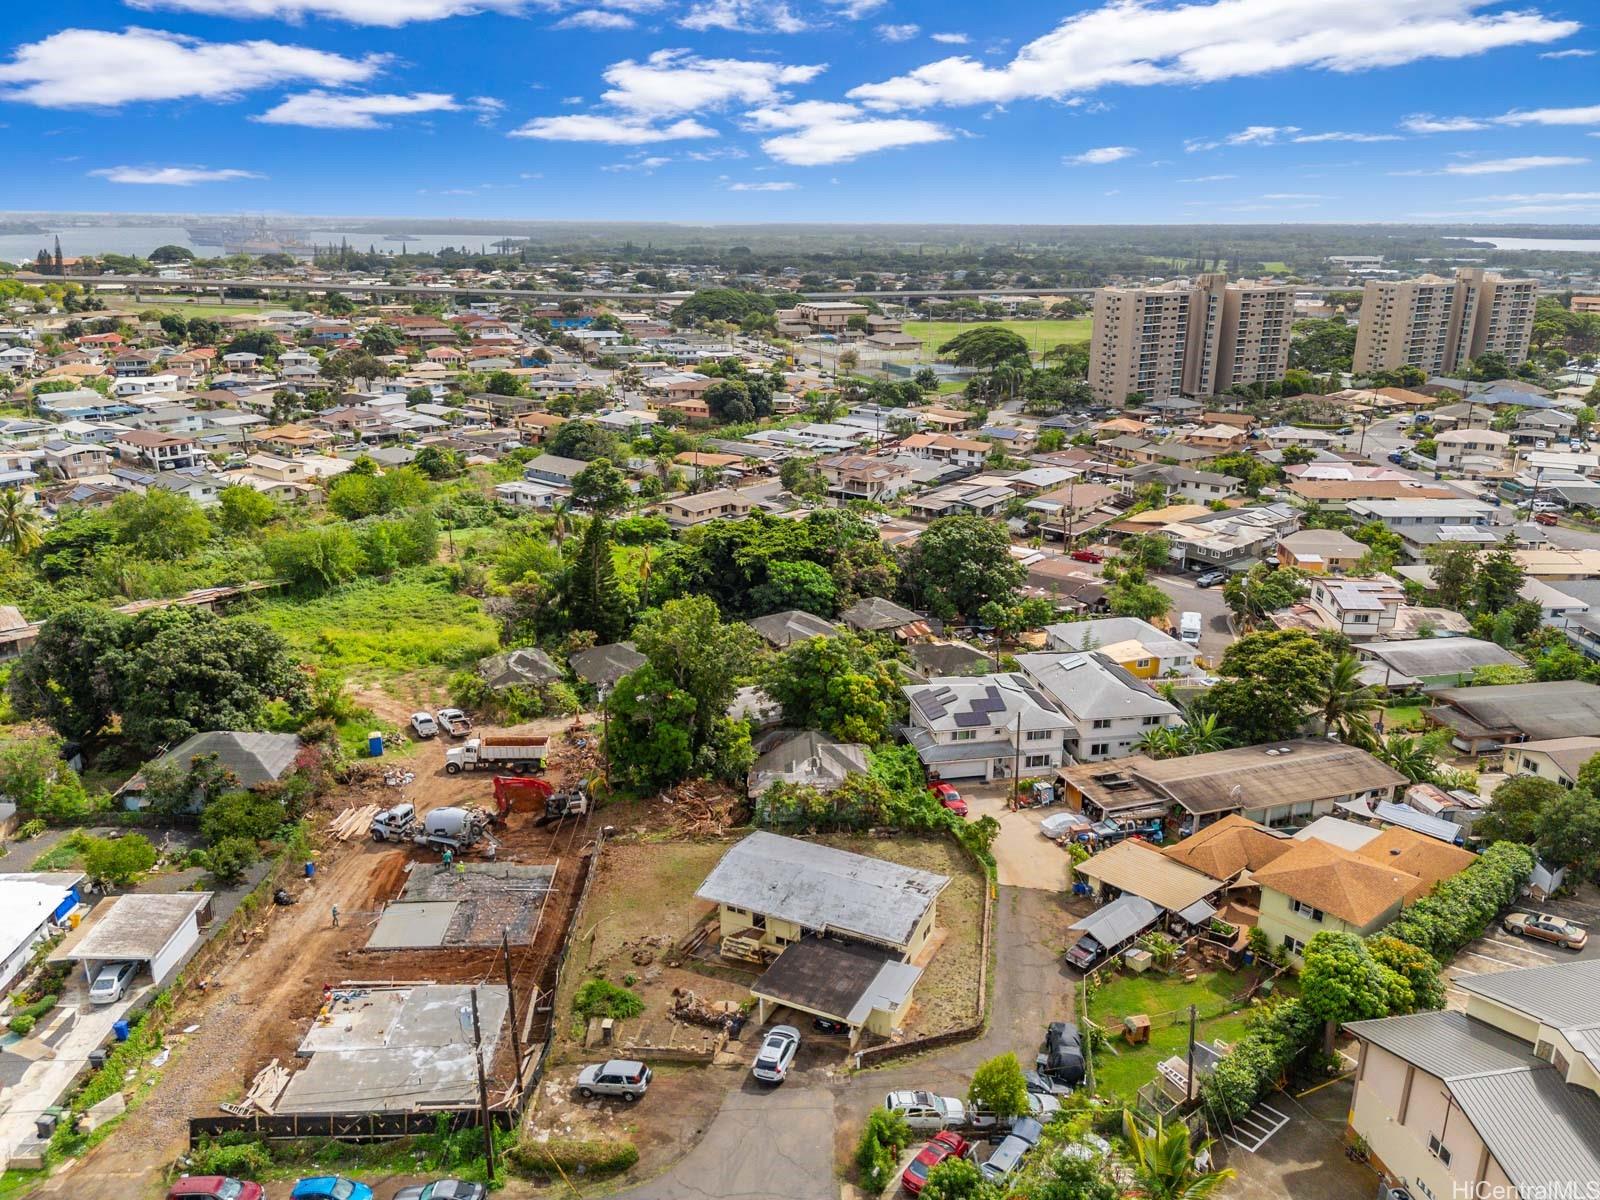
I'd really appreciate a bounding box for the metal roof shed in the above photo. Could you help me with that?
[1069,894,1160,948]
[1373,800,1464,844]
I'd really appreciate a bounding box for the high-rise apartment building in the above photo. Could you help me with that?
[1352,268,1536,377]
[1088,273,1292,405]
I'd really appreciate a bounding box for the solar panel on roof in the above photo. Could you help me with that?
[953,711,991,727]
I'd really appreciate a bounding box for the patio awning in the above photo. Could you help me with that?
[1068,894,1160,949]
[1177,898,1217,925]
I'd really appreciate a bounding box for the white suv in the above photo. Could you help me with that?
[884,1090,966,1131]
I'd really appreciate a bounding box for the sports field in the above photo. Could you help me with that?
[901,317,1093,358]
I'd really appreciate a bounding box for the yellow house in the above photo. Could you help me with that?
[694,831,949,1040]
[1345,961,1600,1200]
[1250,837,1417,965]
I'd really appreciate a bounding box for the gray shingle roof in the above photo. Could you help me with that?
[568,641,646,689]
[157,731,301,788]
[1431,680,1600,740]
[746,609,839,648]
[695,831,949,950]
[1358,637,1522,678]
[841,596,923,632]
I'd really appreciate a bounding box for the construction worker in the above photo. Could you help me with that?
[441,847,454,869]
[331,903,340,928]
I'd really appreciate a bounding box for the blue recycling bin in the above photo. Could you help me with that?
[304,860,315,878]
[368,730,384,757]
[112,1019,130,1042]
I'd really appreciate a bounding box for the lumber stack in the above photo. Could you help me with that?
[328,803,380,841]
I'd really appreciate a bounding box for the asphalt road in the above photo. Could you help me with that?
[1154,572,1234,661]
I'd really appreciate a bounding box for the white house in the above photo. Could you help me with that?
[1306,577,1404,640]
[902,673,1073,782]
[1017,651,1181,761]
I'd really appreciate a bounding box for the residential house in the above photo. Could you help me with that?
[37,441,110,480]
[1277,528,1367,573]
[1435,428,1511,472]
[1357,638,1525,689]
[1346,499,1496,559]
[747,609,839,649]
[1345,961,1600,1200]
[1260,425,1339,451]
[1287,478,1461,511]
[111,429,199,471]
[898,432,991,471]
[902,673,1074,782]
[1161,503,1299,570]
[1072,839,1223,918]
[257,424,334,456]
[1151,467,1240,504]
[906,480,1014,519]
[1161,814,1292,885]
[522,453,588,489]
[1252,837,1419,963]
[1501,736,1600,788]
[1182,424,1249,452]
[1043,616,1199,678]
[816,454,916,502]
[662,488,753,528]
[492,480,562,510]
[1017,651,1182,762]
[841,596,925,636]
[1305,577,1404,639]
[747,731,869,796]
[1426,681,1600,753]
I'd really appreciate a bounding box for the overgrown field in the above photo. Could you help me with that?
[247,566,498,677]
[901,318,1093,358]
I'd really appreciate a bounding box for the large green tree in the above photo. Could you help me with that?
[1118,1110,1235,1200]
[632,595,759,751]
[603,662,697,791]
[1192,629,1334,744]
[108,489,211,560]
[763,633,899,744]
[900,515,1025,620]
[1301,931,1401,1053]
[1479,774,1565,845]
[562,516,631,645]
[937,326,1029,368]
[1536,789,1600,878]
[8,604,128,740]
[967,1052,1029,1120]
[571,457,632,514]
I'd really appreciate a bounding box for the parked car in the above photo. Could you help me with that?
[751,1025,801,1084]
[1036,1021,1086,1086]
[289,1179,372,1200]
[576,1059,651,1101]
[930,782,967,817]
[968,1097,1059,1131]
[1194,570,1227,588]
[1503,912,1588,950]
[979,1134,1031,1183]
[885,1089,966,1131]
[1039,812,1091,843]
[435,707,472,737]
[89,961,139,1006]
[167,1177,264,1200]
[1065,934,1108,970]
[1535,512,1560,526]
[1337,426,1355,435]
[392,1183,487,1200]
[1069,548,1104,563]
[902,1131,972,1195]
[1022,1069,1073,1097]
[812,1016,849,1035]
[409,711,439,739]
[1531,499,1563,512]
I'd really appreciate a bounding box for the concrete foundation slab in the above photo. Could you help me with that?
[366,901,460,950]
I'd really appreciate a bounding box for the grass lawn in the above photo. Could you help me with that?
[819,833,985,1035]
[248,567,498,679]
[1085,966,1297,1102]
[900,318,1092,359]
[1376,704,1424,732]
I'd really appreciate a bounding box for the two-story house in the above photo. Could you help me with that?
[1345,498,1497,559]
[662,488,753,528]
[1434,428,1511,471]
[1305,577,1404,639]
[817,454,915,502]
[1017,651,1181,761]
[111,429,199,472]
[1345,960,1600,1200]
[898,432,991,471]
[901,673,1074,782]
[1044,616,1199,678]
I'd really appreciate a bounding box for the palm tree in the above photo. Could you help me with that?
[0,490,40,554]
[1137,726,1186,759]
[1316,652,1378,747]
[548,498,575,541]
[1119,1110,1235,1200]
[1178,713,1228,755]
[1375,734,1438,784]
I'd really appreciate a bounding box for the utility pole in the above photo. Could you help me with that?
[500,932,525,1094]
[1011,713,1022,811]
[1185,1003,1198,1104]
[469,987,496,1182]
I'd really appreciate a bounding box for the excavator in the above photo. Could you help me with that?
[491,775,589,828]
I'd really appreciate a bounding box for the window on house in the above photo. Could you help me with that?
[1024,754,1053,769]
[1092,718,1112,730]
[1142,716,1163,727]
[752,913,767,931]
[1089,743,1110,757]
[951,729,977,741]
[1026,729,1054,742]
[1427,1135,1451,1167]
[1282,934,1306,956]
[1291,901,1325,922]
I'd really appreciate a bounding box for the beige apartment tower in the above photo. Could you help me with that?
[1089,273,1292,405]
[1352,267,1535,377]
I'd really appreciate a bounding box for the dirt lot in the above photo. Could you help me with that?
[30,711,600,1200]
[816,833,986,1037]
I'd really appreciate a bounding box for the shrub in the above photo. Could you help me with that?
[968,1052,1029,1119]
[1136,931,1179,968]
[83,833,157,885]
[8,1014,35,1036]
[207,836,262,883]
[1385,841,1535,960]
[572,977,645,1021]
[1200,998,1322,1122]
[188,1138,274,1179]
[199,791,287,846]
[854,1107,910,1191]
[509,1137,638,1179]
[17,818,45,839]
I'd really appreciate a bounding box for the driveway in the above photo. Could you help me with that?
[610,1084,836,1200]
[966,790,1074,891]
[1444,886,1600,1006]
[1152,573,1233,660]
[1221,1077,1376,1200]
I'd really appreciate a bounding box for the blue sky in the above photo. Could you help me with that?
[3,0,1600,223]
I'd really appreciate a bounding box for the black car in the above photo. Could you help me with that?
[1036,1021,1086,1086]
[1195,570,1228,588]
[812,1017,849,1035]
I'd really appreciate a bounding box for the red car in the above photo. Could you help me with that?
[1534,512,1559,526]
[930,782,968,817]
[903,1131,972,1194]
[1069,548,1104,563]
[168,1178,265,1200]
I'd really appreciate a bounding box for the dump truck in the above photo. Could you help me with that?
[370,803,494,852]
[444,734,549,775]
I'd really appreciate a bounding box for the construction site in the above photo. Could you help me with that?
[194,718,600,1141]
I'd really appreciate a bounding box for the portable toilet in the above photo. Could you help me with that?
[367,730,384,757]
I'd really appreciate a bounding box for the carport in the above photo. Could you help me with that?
[55,892,213,988]
[749,936,922,1044]
[1065,894,1159,967]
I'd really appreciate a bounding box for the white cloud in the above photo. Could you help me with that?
[929,32,969,44]
[1066,145,1136,164]
[556,9,635,28]
[89,164,263,185]
[877,23,920,41]
[1260,191,1329,198]
[679,0,807,32]
[847,0,1577,112]
[1443,155,1588,174]
[1495,104,1600,126]
[1401,113,1490,132]
[602,155,673,171]
[727,180,799,190]
[827,0,886,16]
[745,100,951,164]
[597,49,825,117]
[685,145,749,160]
[1178,173,1237,181]
[1476,191,1600,201]
[0,26,385,108]
[1540,47,1594,58]
[1291,130,1402,142]
[1185,124,1298,152]
[256,90,489,128]
[510,113,717,142]
[124,0,525,23]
